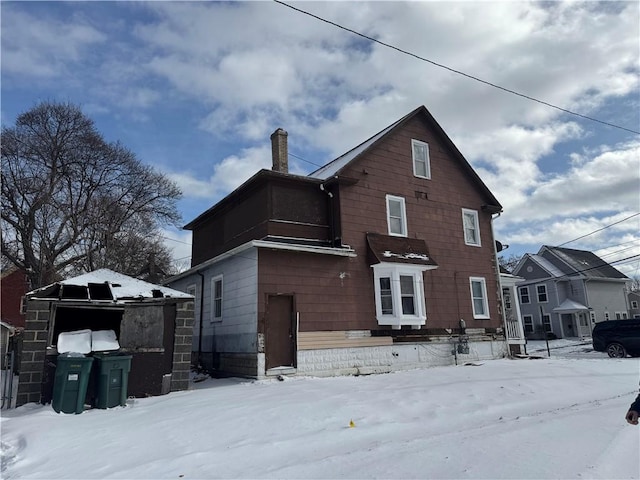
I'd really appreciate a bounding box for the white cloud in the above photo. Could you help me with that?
[1,8,106,79]
[167,146,272,200]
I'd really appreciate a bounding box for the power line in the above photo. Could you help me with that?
[288,151,323,168]
[556,213,640,247]
[274,0,640,135]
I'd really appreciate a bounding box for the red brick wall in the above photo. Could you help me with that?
[1,269,29,328]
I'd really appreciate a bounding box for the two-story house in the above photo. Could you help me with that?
[166,106,509,378]
[513,246,630,339]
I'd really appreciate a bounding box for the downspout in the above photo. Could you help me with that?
[320,183,336,246]
[196,271,205,370]
[491,212,512,358]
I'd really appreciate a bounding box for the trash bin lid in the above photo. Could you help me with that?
[91,329,120,352]
[58,329,92,354]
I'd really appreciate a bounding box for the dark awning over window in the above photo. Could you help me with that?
[366,233,438,267]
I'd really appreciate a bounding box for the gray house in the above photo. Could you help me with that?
[512,246,629,339]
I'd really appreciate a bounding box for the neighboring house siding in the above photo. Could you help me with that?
[517,279,562,338]
[0,269,29,328]
[336,115,501,331]
[517,258,550,281]
[586,280,629,323]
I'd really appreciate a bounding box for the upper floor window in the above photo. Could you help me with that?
[373,264,427,328]
[211,275,223,322]
[519,286,530,304]
[469,277,490,319]
[386,195,407,237]
[632,300,639,309]
[536,284,548,303]
[411,139,431,179]
[462,209,481,246]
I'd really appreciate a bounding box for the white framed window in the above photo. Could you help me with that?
[411,139,431,179]
[469,277,490,319]
[386,195,407,237]
[536,284,548,303]
[211,275,223,322]
[542,314,552,332]
[622,312,628,319]
[372,264,429,328]
[604,311,610,321]
[519,286,530,304]
[502,288,511,309]
[590,311,596,323]
[462,209,481,247]
[615,312,622,320]
[632,300,638,309]
[523,315,533,333]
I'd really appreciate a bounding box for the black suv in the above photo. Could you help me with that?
[592,319,640,358]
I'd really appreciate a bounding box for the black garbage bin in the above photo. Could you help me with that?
[52,354,94,414]
[92,352,132,409]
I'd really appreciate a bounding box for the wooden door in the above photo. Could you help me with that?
[265,295,295,369]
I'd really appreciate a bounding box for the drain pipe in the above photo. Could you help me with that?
[491,212,512,359]
[196,271,205,370]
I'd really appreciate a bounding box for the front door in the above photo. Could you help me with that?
[265,295,295,370]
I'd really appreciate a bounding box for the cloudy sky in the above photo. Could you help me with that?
[2,1,639,276]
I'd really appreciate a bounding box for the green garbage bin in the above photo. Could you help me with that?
[93,353,132,409]
[52,354,94,414]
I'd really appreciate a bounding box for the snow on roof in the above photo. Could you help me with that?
[28,268,193,302]
[528,254,566,278]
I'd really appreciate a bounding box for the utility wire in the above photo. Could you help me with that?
[274,0,640,135]
[288,151,323,168]
[556,213,640,247]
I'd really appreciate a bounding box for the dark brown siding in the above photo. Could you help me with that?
[191,179,330,266]
[258,249,376,332]
[336,114,501,331]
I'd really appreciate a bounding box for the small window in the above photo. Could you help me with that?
[502,288,511,309]
[20,296,27,315]
[536,284,548,303]
[211,275,223,322]
[386,195,407,237]
[470,277,490,319]
[632,300,638,309]
[604,311,610,321]
[523,315,533,333]
[462,209,481,247]
[542,314,552,332]
[590,311,596,323]
[615,312,622,320]
[622,312,628,319]
[411,139,431,179]
[519,287,530,304]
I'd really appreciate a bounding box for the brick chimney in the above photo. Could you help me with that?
[270,128,288,173]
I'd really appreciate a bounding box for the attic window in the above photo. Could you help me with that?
[411,139,431,179]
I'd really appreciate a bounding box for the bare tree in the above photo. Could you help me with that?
[498,253,524,273]
[1,101,182,288]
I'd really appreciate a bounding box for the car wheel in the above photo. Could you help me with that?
[606,343,627,358]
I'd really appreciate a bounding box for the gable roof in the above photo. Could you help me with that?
[516,254,566,278]
[540,246,628,280]
[309,105,502,211]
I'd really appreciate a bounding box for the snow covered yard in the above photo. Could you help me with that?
[1,341,639,480]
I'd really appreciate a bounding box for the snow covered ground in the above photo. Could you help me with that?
[1,340,639,479]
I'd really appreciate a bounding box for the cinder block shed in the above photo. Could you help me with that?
[16,269,194,407]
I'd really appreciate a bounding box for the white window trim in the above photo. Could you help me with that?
[461,208,481,247]
[211,275,223,322]
[385,194,408,237]
[632,301,638,309]
[411,139,431,179]
[519,286,530,304]
[372,263,432,329]
[590,311,596,323]
[536,284,548,303]
[542,314,552,332]
[604,311,610,321]
[469,277,490,319]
